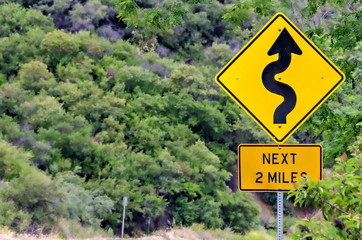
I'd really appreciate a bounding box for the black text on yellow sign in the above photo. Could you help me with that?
[238,144,322,192]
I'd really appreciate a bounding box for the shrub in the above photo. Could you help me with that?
[19,95,66,130]
[221,192,260,234]
[0,139,60,231]
[288,137,362,239]
[243,231,274,240]
[169,64,217,99]
[76,31,113,59]
[18,61,56,93]
[69,0,108,32]
[0,83,30,115]
[0,27,47,76]
[112,40,137,62]
[41,30,81,68]
[117,66,162,94]
[53,172,114,229]
[0,3,54,37]
[204,43,232,68]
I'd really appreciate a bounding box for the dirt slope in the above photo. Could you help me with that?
[252,193,274,226]
[0,228,219,240]
[134,228,218,240]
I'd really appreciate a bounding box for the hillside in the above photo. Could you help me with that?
[0,0,360,239]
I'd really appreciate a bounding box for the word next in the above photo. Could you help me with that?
[255,153,307,184]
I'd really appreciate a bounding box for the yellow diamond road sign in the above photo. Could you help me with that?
[215,13,345,143]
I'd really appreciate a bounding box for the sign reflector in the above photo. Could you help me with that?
[238,144,322,192]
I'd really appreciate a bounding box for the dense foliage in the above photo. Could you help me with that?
[287,1,361,239]
[289,137,361,239]
[0,1,263,236]
[0,0,360,238]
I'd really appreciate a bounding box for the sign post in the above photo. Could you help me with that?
[238,144,322,238]
[277,192,283,240]
[121,197,128,240]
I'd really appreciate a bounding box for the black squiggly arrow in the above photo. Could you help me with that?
[262,28,302,124]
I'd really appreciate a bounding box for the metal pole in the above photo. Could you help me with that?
[277,192,283,240]
[121,197,128,240]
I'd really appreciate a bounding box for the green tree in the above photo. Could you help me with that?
[0,27,49,75]
[221,192,261,234]
[0,3,54,37]
[18,61,56,93]
[168,65,217,99]
[0,138,60,231]
[53,172,114,228]
[41,30,81,68]
[69,0,108,31]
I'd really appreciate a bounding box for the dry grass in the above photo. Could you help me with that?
[134,227,219,240]
[0,228,111,240]
[0,227,215,240]
[0,225,291,240]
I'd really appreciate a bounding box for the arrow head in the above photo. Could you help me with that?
[268,28,302,56]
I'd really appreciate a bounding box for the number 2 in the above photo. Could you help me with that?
[256,172,263,183]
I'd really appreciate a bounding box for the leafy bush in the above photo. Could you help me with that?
[0,138,114,233]
[221,192,261,234]
[262,193,296,217]
[204,43,232,68]
[76,31,113,59]
[112,40,137,62]
[0,27,48,75]
[18,61,56,93]
[41,30,81,68]
[243,231,274,240]
[0,3,54,37]
[168,64,217,99]
[288,137,362,239]
[53,172,114,228]
[19,95,66,130]
[69,0,108,32]
[0,83,30,115]
[0,139,60,231]
[117,66,162,94]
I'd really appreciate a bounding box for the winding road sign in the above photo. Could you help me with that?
[215,13,345,143]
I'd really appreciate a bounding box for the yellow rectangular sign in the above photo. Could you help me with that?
[238,144,322,192]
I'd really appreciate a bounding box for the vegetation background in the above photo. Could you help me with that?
[0,0,360,239]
